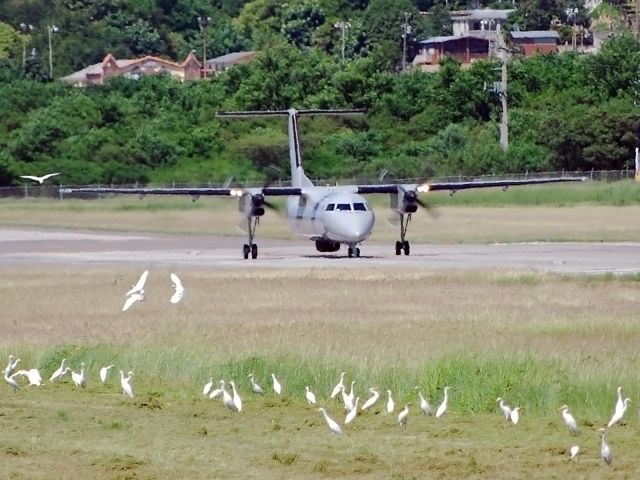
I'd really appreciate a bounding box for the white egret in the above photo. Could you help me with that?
[271,373,282,395]
[607,397,631,428]
[229,381,243,412]
[398,404,409,427]
[20,172,61,184]
[386,390,395,414]
[330,372,346,399]
[599,428,613,466]
[202,377,214,397]
[13,368,43,386]
[49,359,68,382]
[614,386,624,417]
[319,407,342,435]
[417,389,434,416]
[342,386,354,412]
[345,397,360,424]
[249,374,264,395]
[305,386,317,405]
[559,405,579,435]
[569,445,580,460]
[4,355,20,377]
[4,372,19,393]
[221,382,237,411]
[361,388,380,412]
[126,270,149,296]
[510,407,520,425]
[496,397,512,420]
[435,386,451,419]
[120,370,134,398]
[99,365,114,384]
[170,272,185,304]
[71,362,86,388]
[345,380,355,405]
[122,293,144,312]
[209,380,224,399]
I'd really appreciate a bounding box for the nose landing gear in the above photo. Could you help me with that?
[347,245,361,258]
[395,213,411,255]
[242,216,260,259]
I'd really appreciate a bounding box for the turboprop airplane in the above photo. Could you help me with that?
[62,108,585,259]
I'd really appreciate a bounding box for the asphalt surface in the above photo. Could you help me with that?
[1,227,638,274]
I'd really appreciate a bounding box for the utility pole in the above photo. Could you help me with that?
[198,16,212,75]
[47,25,59,80]
[333,21,351,62]
[499,54,508,152]
[19,23,34,68]
[402,12,411,74]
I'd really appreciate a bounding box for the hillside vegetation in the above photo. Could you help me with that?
[0,0,638,185]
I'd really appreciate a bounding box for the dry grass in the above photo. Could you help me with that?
[1,267,639,478]
[1,197,639,242]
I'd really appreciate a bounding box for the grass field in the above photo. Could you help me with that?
[1,268,639,479]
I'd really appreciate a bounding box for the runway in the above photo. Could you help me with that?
[1,227,638,274]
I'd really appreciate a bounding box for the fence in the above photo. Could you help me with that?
[0,169,635,200]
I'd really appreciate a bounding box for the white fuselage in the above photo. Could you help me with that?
[285,189,375,245]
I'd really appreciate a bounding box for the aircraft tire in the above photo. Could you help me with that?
[251,244,258,259]
[395,241,402,255]
[243,244,250,259]
[403,241,410,256]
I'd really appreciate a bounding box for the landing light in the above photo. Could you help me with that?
[417,184,430,193]
[230,189,244,197]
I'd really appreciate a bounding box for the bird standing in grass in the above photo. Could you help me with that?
[417,389,434,416]
[13,368,43,387]
[345,397,359,424]
[99,365,114,384]
[305,386,317,405]
[319,407,342,435]
[120,370,134,398]
[249,374,264,395]
[221,382,236,411]
[569,445,580,460]
[386,390,395,414]
[4,371,19,393]
[398,404,409,427]
[330,372,346,399]
[607,397,631,428]
[230,381,243,412]
[49,359,68,382]
[496,397,512,421]
[559,405,579,435]
[435,387,451,418]
[202,378,214,397]
[271,373,282,395]
[361,388,380,412]
[510,407,520,425]
[71,362,86,388]
[599,428,613,466]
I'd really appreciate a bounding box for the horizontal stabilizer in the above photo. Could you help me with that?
[216,108,366,118]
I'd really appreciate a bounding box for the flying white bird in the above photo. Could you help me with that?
[170,273,185,304]
[229,381,242,412]
[126,270,149,296]
[49,359,68,382]
[345,397,360,424]
[559,405,579,435]
[221,382,237,411]
[361,388,380,412]
[4,371,19,393]
[271,373,282,395]
[510,407,520,425]
[398,404,409,427]
[496,397,512,420]
[71,362,86,388]
[13,368,43,386]
[249,374,264,395]
[607,397,631,427]
[330,372,346,399]
[202,378,214,397]
[99,365,114,384]
[599,428,613,466]
[20,172,61,184]
[386,390,395,414]
[435,386,451,419]
[122,293,144,312]
[319,407,342,435]
[305,386,317,405]
[4,355,20,378]
[120,370,134,398]
[569,445,580,460]
[209,380,224,399]
[417,389,434,415]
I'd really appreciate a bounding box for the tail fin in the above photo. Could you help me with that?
[216,108,365,188]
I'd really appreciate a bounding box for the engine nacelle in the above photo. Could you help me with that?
[238,193,266,217]
[389,191,418,214]
[315,239,341,252]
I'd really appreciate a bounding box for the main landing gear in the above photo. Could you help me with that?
[242,216,260,259]
[347,245,361,258]
[395,213,411,256]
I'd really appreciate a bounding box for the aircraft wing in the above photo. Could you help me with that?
[60,186,303,196]
[357,176,586,195]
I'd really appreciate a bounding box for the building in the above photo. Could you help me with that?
[508,31,560,56]
[204,51,257,75]
[413,36,490,72]
[61,52,202,87]
[450,9,515,42]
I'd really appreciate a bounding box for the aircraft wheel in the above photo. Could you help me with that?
[395,241,402,256]
[355,248,360,258]
[403,241,410,256]
[243,244,250,259]
[251,243,258,259]
[348,247,354,258]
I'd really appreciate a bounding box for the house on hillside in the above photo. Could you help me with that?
[449,8,515,42]
[508,31,560,56]
[204,51,257,75]
[413,36,489,72]
[61,52,202,87]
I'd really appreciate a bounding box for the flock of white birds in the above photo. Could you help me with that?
[122,270,185,311]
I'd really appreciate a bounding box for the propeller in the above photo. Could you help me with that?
[399,185,438,218]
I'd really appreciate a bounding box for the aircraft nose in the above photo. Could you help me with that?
[325,212,374,242]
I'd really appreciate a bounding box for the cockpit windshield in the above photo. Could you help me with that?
[353,202,368,211]
[326,202,369,212]
[336,204,352,211]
